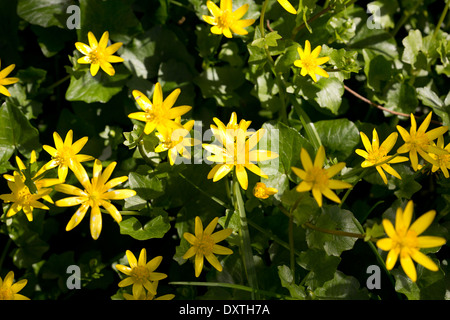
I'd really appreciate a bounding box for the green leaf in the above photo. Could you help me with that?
[321,45,361,79]
[306,206,360,257]
[78,0,142,44]
[384,82,418,116]
[259,121,313,197]
[313,271,370,299]
[128,171,165,201]
[293,76,345,115]
[401,29,423,66]
[297,249,341,289]
[0,102,40,163]
[65,66,129,103]
[119,213,171,241]
[121,26,195,79]
[277,265,307,299]
[252,31,283,49]
[17,0,75,28]
[194,65,245,107]
[314,118,360,161]
[363,50,394,91]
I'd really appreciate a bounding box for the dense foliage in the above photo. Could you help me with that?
[0,0,450,301]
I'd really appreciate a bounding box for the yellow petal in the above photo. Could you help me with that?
[300,148,313,171]
[126,250,138,268]
[235,165,248,190]
[376,238,393,251]
[89,205,102,240]
[409,210,436,236]
[400,253,417,282]
[410,249,439,271]
[277,0,297,14]
[417,236,446,248]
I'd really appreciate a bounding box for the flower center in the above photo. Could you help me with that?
[0,287,13,300]
[300,57,316,72]
[253,185,268,199]
[17,186,32,205]
[367,147,388,165]
[306,167,329,189]
[53,148,72,166]
[88,49,102,64]
[196,235,215,255]
[217,10,233,29]
[131,266,151,283]
[410,132,430,150]
[393,229,418,253]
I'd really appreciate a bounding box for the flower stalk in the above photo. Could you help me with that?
[232,174,259,299]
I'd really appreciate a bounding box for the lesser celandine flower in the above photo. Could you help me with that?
[129,82,192,135]
[203,113,278,190]
[253,182,278,199]
[54,159,136,240]
[291,146,352,207]
[75,31,124,76]
[294,40,330,82]
[183,216,233,277]
[396,112,448,171]
[0,271,29,300]
[429,135,450,178]
[39,130,94,182]
[155,117,200,166]
[0,59,19,97]
[277,0,297,14]
[355,129,408,184]
[0,171,52,222]
[203,0,256,38]
[376,200,446,282]
[115,249,167,298]
[1,152,59,221]
[122,281,175,300]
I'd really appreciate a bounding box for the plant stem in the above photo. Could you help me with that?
[303,221,366,239]
[259,0,270,39]
[178,172,231,210]
[432,0,450,41]
[247,218,302,257]
[46,74,70,92]
[351,217,401,298]
[391,0,423,37]
[169,281,292,299]
[233,175,259,299]
[0,238,12,271]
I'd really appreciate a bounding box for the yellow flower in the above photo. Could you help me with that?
[203,113,278,190]
[291,146,352,207]
[277,0,297,14]
[396,112,449,171]
[75,31,124,76]
[203,0,256,38]
[39,130,94,182]
[128,82,192,136]
[0,153,59,221]
[122,281,175,300]
[294,40,330,82]
[115,249,168,298]
[183,216,233,277]
[253,182,278,199]
[155,117,200,166]
[0,271,29,300]
[0,59,19,97]
[376,200,446,282]
[54,159,136,240]
[429,135,450,178]
[355,129,409,184]
[0,172,51,222]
